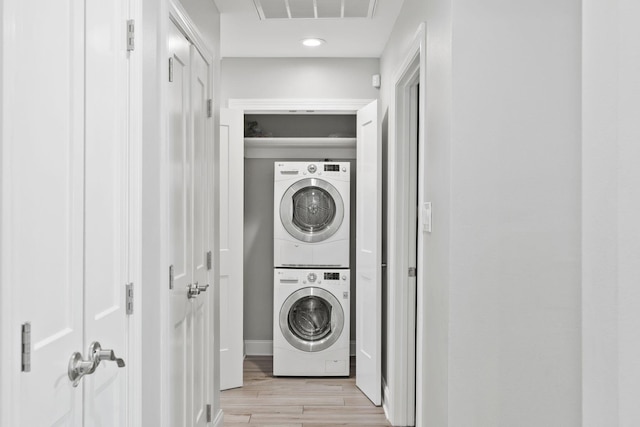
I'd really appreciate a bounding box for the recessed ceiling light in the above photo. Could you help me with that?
[301,38,326,47]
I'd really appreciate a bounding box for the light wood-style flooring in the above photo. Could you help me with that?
[221,356,391,426]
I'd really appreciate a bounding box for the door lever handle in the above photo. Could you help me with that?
[68,352,96,387]
[187,282,210,298]
[68,341,125,387]
[91,342,126,368]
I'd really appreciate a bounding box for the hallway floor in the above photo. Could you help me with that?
[221,356,390,426]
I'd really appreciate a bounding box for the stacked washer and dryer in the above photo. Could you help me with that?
[273,161,351,376]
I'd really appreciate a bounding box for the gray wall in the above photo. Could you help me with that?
[380,0,581,425]
[244,158,356,341]
[221,58,379,345]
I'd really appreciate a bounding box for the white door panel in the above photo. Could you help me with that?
[356,100,382,406]
[168,25,193,293]
[167,20,213,426]
[219,108,244,391]
[170,302,190,427]
[84,0,130,424]
[191,47,211,427]
[4,0,85,424]
[2,0,132,424]
[192,48,208,285]
[168,21,193,427]
[193,294,209,425]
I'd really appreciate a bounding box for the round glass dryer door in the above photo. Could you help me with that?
[279,287,344,353]
[280,178,344,243]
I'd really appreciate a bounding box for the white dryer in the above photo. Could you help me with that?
[273,268,350,376]
[274,161,350,268]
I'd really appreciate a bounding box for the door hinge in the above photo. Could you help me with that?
[169,265,174,290]
[206,99,213,118]
[126,283,134,315]
[126,19,135,51]
[21,322,31,372]
[206,404,212,422]
[408,267,417,277]
[168,57,174,82]
[206,251,212,270]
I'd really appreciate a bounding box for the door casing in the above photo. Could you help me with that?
[385,22,427,427]
[222,98,380,403]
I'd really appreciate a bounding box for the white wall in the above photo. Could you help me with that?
[583,0,640,425]
[381,0,581,425]
[221,57,379,346]
[449,1,581,425]
[221,57,380,106]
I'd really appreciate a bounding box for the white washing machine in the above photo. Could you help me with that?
[274,161,350,268]
[273,268,350,376]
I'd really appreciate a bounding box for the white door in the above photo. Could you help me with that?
[191,46,212,426]
[219,108,244,390]
[167,20,213,426]
[0,0,131,425]
[168,20,194,427]
[356,100,382,405]
[83,0,131,423]
[2,1,85,424]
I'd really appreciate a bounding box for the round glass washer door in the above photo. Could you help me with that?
[280,178,344,243]
[279,287,344,353]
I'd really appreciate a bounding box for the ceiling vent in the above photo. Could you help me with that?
[253,0,377,20]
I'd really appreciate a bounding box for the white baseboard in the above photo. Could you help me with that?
[245,339,357,356]
[244,340,273,356]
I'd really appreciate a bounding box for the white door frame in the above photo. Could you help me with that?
[128,0,143,423]
[224,98,372,358]
[228,99,373,114]
[386,23,426,426]
[226,99,383,407]
[225,100,372,175]
[582,1,640,424]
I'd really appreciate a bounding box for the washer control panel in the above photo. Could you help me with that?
[276,269,349,286]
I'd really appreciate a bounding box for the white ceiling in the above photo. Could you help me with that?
[214,0,405,58]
